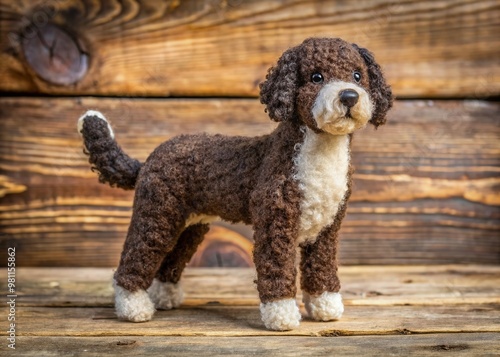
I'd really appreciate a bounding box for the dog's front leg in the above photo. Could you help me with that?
[299,218,344,322]
[251,179,301,331]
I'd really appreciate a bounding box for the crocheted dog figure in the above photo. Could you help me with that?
[78,37,393,331]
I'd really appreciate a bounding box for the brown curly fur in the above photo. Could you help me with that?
[79,37,393,306]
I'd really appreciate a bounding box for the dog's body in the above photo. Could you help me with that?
[78,38,392,331]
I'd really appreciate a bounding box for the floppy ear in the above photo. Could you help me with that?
[353,44,394,127]
[259,47,299,122]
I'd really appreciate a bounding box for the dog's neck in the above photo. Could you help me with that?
[293,127,351,244]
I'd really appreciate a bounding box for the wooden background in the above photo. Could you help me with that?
[0,0,499,267]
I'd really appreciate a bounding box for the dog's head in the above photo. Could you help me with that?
[260,38,393,134]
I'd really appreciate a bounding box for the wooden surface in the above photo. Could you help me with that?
[0,0,499,98]
[12,265,500,307]
[1,97,499,266]
[0,0,499,268]
[10,335,500,357]
[0,266,499,355]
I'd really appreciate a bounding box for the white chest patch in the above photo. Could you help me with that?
[294,128,350,244]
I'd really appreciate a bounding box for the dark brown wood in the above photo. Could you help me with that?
[0,0,498,98]
[0,97,499,266]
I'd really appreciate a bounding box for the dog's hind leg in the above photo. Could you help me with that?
[147,223,209,310]
[299,218,345,322]
[113,176,186,322]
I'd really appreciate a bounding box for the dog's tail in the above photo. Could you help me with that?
[77,110,141,190]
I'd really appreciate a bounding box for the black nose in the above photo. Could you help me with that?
[339,89,359,108]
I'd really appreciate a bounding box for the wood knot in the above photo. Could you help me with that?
[21,23,88,85]
[189,226,254,267]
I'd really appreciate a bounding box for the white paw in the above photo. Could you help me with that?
[147,279,184,310]
[113,280,155,322]
[260,298,301,331]
[303,291,344,321]
[77,110,114,138]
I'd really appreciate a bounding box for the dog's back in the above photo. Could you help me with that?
[78,111,304,226]
[137,132,271,224]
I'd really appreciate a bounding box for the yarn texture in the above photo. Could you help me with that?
[78,37,393,330]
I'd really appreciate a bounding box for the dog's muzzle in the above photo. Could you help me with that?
[312,81,373,135]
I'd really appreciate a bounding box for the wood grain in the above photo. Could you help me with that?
[0,0,499,98]
[0,97,499,266]
[1,266,499,356]
[8,305,500,337]
[1,2,498,352]
[12,334,500,357]
[7,266,500,307]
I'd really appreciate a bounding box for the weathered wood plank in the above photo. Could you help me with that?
[0,0,499,97]
[0,97,499,266]
[5,266,500,307]
[10,334,500,357]
[4,304,500,337]
[2,267,498,354]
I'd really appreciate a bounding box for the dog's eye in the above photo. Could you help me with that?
[353,71,362,82]
[311,73,324,84]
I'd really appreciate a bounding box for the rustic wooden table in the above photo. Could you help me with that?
[3,265,499,356]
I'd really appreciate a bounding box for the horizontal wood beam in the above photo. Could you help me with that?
[10,265,500,307]
[0,97,499,266]
[0,0,499,98]
[13,334,500,357]
[12,305,500,336]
